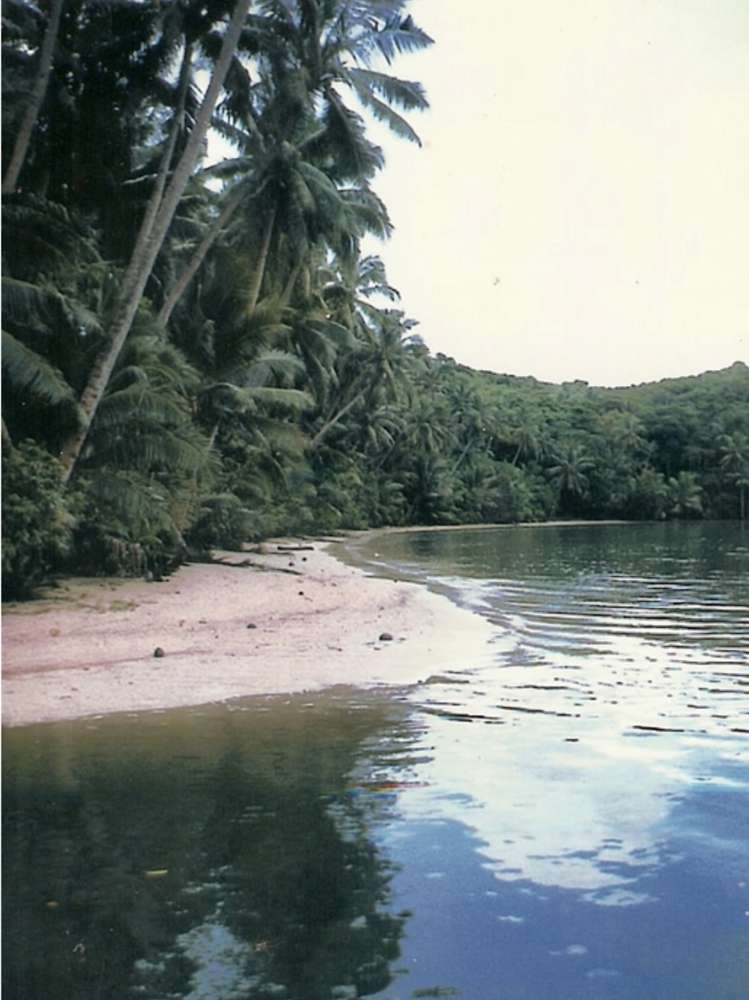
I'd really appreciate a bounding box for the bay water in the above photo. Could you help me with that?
[3,522,748,999]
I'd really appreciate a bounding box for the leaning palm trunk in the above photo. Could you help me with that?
[2,418,13,451]
[451,439,473,475]
[126,43,194,304]
[2,0,65,194]
[158,186,244,327]
[310,390,364,449]
[59,0,252,483]
[280,257,303,307]
[246,205,277,315]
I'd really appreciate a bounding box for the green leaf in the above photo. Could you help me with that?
[1,330,80,410]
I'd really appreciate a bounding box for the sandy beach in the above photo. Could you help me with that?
[1,538,496,727]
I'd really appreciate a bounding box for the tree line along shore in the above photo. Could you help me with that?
[3,1,748,601]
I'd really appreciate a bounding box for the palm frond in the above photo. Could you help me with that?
[249,418,309,457]
[2,276,103,339]
[83,470,175,539]
[366,17,434,65]
[242,349,306,387]
[340,187,393,239]
[347,67,428,111]
[92,386,190,443]
[321,89,384,180]
[347,78,422,144]
[243,386,314,412]
[1,329,80,411]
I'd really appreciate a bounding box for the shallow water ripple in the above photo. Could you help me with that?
[358,523,749,999]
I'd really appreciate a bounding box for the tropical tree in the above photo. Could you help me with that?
[548,443,595,512]
[626,466,669,520]
[58,0,254,482]
[511,422,543,467]
[264,0,433,159]
[2,0,65,194]
[668,471,703,518]
[310,308,417,448]
[719,431,749,520]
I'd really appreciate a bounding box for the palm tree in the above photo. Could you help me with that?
[548,443,595,511]
[310,308,417,448]
[719,432,749,520]
[261,0,432,180]
[447,383,488,474]
[510,422,544,466]
[2,0,65,194]
[168,259,314,453]
[1,196,106,446]
[668,471,703,518]
[58,0,254,482]
[157,0,420,329]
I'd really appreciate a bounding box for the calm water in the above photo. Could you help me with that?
[4,522,749,999]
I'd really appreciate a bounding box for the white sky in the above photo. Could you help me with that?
[363,0,749,387]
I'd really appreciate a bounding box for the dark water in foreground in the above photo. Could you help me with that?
[4,522,749,999]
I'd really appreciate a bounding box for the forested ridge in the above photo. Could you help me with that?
[3,0,748,598]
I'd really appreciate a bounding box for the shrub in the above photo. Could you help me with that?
[2,440,77,598]
[185,493,253,551]
[72,470,185,577]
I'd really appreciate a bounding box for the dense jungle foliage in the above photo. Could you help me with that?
[2,0,748,598]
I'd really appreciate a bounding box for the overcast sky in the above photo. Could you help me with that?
[362,0,749,387]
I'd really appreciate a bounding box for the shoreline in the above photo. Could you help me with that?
[2,536,497,728]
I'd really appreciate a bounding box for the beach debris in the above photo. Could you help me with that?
[246,623,257,629]
[378,632,394,642]
[277,545,314,552]
[153,647,165,658]
[144,869,169,879]
[46,900,60,909]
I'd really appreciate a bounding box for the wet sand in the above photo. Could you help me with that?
[1,539,495,727]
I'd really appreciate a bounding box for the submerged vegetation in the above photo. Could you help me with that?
[2,0,748,597]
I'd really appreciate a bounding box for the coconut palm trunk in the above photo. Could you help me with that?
[2,418,13,451]
[451,439,473,475]
[310,389,364,449]
[246,204,277,314]
[2,0,65,195]
[280,257,303,307]
[59,0,252,483]
[158,186,244,327]
[126,42,194,300]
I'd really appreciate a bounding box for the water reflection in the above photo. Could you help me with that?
[354,523,749,998]
[3,691,418,1000]
[357,524,748,899]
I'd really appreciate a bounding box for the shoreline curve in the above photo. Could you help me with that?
[2,535,497,728]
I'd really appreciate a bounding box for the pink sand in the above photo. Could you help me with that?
[2,541,495,727]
